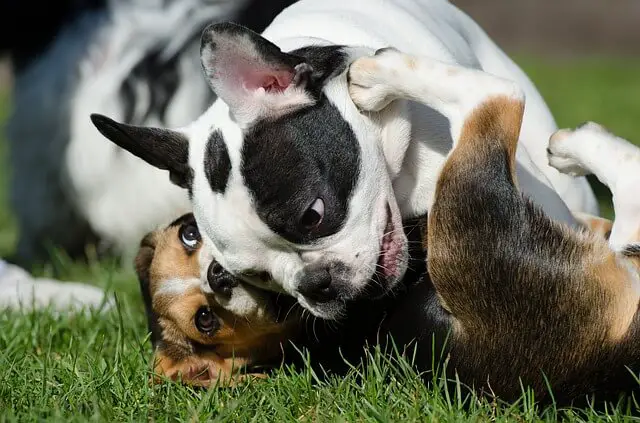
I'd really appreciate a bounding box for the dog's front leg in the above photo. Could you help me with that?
[348,48,524,156]
[548,122,640,253]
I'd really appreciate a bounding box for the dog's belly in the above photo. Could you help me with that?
[264,0,598,224]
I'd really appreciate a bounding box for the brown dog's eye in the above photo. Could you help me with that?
[179,223,201,250]
[194,306,218,334]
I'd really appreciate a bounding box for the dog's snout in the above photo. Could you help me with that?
[298,267,337,303]
[207,261,238,295]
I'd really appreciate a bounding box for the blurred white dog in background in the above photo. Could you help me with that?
[0,0,296,311]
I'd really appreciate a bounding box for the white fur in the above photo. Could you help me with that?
[156,277,201,296]
[349,48,526,213]
[187,48,406,319]
[547,122,640,295]
[65,0,246,257]
[0,260,113,313]
[196,234,277,320]
[8,0,250,261]
[548,122,640,251]
[178,0,598,319]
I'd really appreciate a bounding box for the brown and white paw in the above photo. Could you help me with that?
[547,122,608,177]
[348,47,407,112]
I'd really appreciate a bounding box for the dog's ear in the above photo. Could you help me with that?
[200,22,315,125]
[135,232,163,348]
[90,114,192,189]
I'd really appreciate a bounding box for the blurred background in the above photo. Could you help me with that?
[458,0,640,220]
[0,0,638,278]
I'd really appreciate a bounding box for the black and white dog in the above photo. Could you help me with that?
[1,0,296,310]
[3,0,297,264]
[92,0,600,319]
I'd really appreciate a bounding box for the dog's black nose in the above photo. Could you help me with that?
[298,267,337,303]
[207,261,238,295]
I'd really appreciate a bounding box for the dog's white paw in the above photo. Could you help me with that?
[547,122,607,177]
[0,260,114,314]
[348,48,407,112]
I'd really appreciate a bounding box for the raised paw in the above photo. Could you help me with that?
[547,122,608,177]
[348,48,408,112]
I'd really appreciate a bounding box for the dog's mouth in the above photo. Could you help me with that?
[377,204,404,280]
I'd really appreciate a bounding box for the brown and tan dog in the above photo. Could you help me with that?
[348,48,640,403]
[135,212,430,387]
[135,213,299,387]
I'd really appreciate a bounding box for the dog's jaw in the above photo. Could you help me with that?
[377,203,408,283]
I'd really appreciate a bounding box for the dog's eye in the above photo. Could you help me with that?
[299,198,324,232]
[194,306,217,334]
[179,223,201,250]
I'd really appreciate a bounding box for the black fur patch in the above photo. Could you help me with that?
[241,48,359,244]
[135,232,163,348]
[233,0,298,34]
[120,49,181,125]
[290,45,349,95]
[168,212,196,229]
[622,243,640,256]
[204,130,232,194]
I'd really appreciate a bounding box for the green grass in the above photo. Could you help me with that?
[1,56,640,421]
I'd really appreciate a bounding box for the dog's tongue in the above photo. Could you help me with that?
[379,217,400,278]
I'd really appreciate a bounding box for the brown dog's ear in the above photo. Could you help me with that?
[135,232,162,348]
[90,114,192,189]
[152,349,267,388]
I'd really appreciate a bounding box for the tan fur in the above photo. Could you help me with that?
[404,55,417,70]
[457,97,640,341]
[153,349,265,387]
[590,251,640,342]
[136,216,296,388]
[573,212,613,239]
[454,97,640,344]
[148,225,201,294]
[458,96,524,184]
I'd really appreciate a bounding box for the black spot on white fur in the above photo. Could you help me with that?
[622,243,640,256]
[204,130,231,193]
[291,46,350,93]
[120,49,186,126]
[240,46,360,245]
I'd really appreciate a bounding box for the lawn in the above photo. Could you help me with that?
[1,57,640,421]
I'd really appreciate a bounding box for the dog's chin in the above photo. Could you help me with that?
[296,295,347,320]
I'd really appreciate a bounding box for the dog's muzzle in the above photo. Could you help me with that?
[297,261,352,304]
[207,261,239,296]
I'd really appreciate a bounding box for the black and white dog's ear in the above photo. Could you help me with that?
[90,114,192,189]
[200,22,315,125]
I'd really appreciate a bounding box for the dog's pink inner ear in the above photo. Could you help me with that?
[251,69,294,92]
[231,59,294,92]
[215,57,296,95]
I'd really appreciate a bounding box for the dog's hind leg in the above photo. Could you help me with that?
[548,123,640,252]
